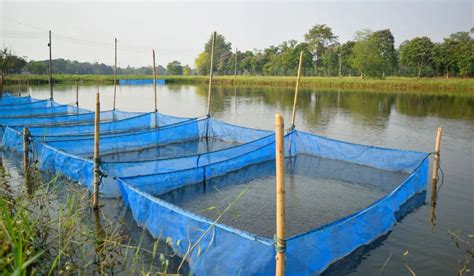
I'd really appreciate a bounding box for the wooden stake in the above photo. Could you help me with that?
[290,51,304,130]
[206,31,216,117]
[0,73,3,98]
[430,127,442,224]
[23,127,30,175]
[153,49,157,112]
[431,127,443,186]
[234,48,238,82]
[275,113,286,276]
[23,127,31,193]
[113,38,117,110]
[93,92,100,209]
[48,30,53,100]
[75,80,79,107]
[17,75,21,96]
[432,127,443,182]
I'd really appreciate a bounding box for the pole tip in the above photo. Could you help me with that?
[275,113,284,126]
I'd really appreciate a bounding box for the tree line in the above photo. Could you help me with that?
[1,25,472,78]
[194,25,473,78]
[0,48,191,76]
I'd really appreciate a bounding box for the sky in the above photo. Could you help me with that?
[0,0,472,68]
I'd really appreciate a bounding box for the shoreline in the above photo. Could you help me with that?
[4,74,474,93]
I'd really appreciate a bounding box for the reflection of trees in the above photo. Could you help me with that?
[194,84,474,128]
[337,91,395,128]
[166,84,190,93]
[395,93,474,120]
[197,84,395,129]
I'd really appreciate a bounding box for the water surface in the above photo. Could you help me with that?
[159,155,409,237]
[5,83,474,275]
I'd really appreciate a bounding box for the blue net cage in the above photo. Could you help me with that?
[119,79,166,85]
[0,94,430,274]
[117,130,429,275]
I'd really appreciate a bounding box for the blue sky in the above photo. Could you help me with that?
[1,0,472,67]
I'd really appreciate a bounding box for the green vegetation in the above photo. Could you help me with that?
[0,161,184,274]
[193,26,473,78]
[166,60,191,76]
[4,74,474,93]
[1,25,472,79]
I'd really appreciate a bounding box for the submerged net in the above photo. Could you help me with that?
[157,154,410,237]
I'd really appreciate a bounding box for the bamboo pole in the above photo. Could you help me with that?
[275,113,286,276]
[290,51,304,130]
[75,80,79,107]
[234,48,238,82]
[431,127,443,190]
[153,49,157,112]
[430,127,442,225]
[206,31,216,117]
[92,92,100,209]
[48,30,53,100]
[0,73,3,98]
[23,128,30,175]
[23,127,31,193]
[17,75,21,96]
[113,38,117,110]
[432,127,443,182]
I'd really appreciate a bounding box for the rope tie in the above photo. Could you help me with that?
[274,235,286,253]
[94,157,101,165]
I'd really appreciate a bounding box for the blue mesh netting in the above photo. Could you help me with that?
[0,94,36,105]
[0,97,43,108]
[0,99,56,110]
[0,94,430,274]
[119,79,165,85]
[0,103,87,118]
[2,113,194,153]
[117,130,429,275]
[4,116,272,197]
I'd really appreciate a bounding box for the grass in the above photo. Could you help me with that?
[0,148,251,275]
[0,157,185,275]
[4,74,474,93]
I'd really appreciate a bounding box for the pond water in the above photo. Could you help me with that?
[4,83,474,275]
[158,154,409,238]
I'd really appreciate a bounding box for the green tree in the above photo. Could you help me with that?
[26,61,47,74]
[183,65,191,76]
[445,31,473,77]
[399,36,434,77]
[321,44,340,76]
[0,48,27,74]
[194,52,209,75]
[166,60,183,75]
[304,24,338,76]
[372,29,397,76]
[338,41,355,76]
[194,33,233,75]
[350,30,386,78]
[432,42,456,77]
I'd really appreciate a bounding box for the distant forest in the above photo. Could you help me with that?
[1,24,473,78]
[0,54,170,76]
[194,25,473,78]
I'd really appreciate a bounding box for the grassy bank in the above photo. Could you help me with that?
[4,74,474,93]
[0,157,184,275]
